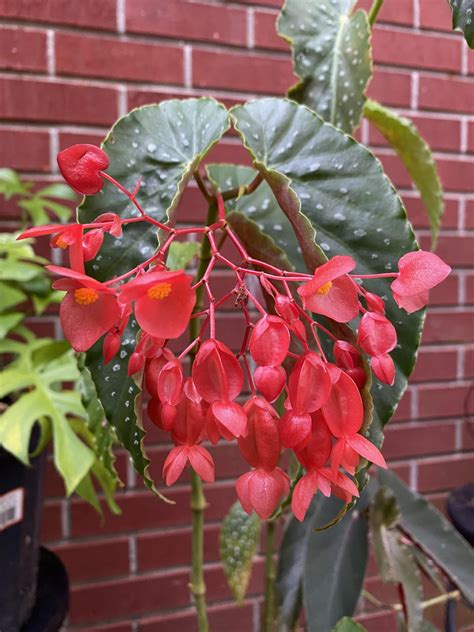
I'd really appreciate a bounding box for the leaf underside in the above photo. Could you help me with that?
[449,0,474,47]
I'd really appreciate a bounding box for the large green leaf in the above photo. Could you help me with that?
[220,501,261,603]
[278,0,372,132]
[230,98,423,460]
[0,336,94,495]
[364,99,444,248]
[78,98,229,496]
[449,0,474,47]
[378,470,474,604]
[303,496,369,632]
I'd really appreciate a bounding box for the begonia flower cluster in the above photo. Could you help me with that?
[19,144,451,521]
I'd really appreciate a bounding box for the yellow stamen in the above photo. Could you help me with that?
[54,235,69,249]
[74,287,99,305]
[147,282,172,300]
[316,281,333,296]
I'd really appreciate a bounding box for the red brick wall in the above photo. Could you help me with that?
[1,1,473,630]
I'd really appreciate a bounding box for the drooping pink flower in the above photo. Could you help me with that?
[391,250,451,313]
[297,255,359,322]
[193,339,247,439]
[238,397,281,471]
[119,268,196,340]
[19,223,85,273]
[163,445,214,485]
[321,369,387,472]
[249,315,290,367]
[236,468,289,520]
[357,311,397,357]
[57,144,109,195]
[102,302,131,364]
[48,265,120,352]
[371,353,395,385]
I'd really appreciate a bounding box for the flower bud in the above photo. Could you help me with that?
[274,294,299,323]
[371,353,395,385]
[357,312,397,357]
[254,365,286,403]
[279,410,312,449]
[333,340,360,369]
[249,315,290,367]
[288,352,332,413]
[365,292,385,314]
[102,331,121,365]
[157,359,183,406]
[193,339,243,403]
[82,229,104,261]
[57,144,109,195]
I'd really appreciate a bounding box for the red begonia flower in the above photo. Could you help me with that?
[254,365,286,403]
[144,349,175,399]
[321,370,387,471]
[292,471,333,521]
[279,410,312,449]
[357,311,397,357]
[238,397,281,471]
[371,353,395,385]
[236,467,289,520]
[19,223,85,273]
[102,302,131,364]
[288,352,332,413]
[297,255,359,322]
[249,315,290,367]
[345,367,367,390]
[391,250,451,313]
[119,268,196,340]
[193,339,243,403]
[163,445,214,485]
[365,292,385,314]
[333,340,361,369]
[274,294,299,323]
[57,144,109,195]
[209,400,247,439]
[82,228,104,262]
[48,265,120,352]
[158,358,183,407]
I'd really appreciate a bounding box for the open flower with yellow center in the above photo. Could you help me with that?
[47,265,120,352]
[297,255,359,323]
[18,223,85,274]
[119,268,196,340]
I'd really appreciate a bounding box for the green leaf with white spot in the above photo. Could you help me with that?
[449,0,474,47]
[230,99,423,485]
[220,501,261,603]
[364,99,444,248]
[78,98,229,497]
[278,0,372,132]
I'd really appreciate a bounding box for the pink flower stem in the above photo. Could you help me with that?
[351,272,398,279]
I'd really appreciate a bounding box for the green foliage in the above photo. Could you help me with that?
[79,98,229,496]
[166,241,200,271]
[332,618,368,632]
[220,501,261,602]
[0,168,76,226]
[278,0,372,133]
[378,470,474,604]
[449,0,474,47]
[364,99,444,248]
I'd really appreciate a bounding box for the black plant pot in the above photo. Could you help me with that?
[0,447,45,630]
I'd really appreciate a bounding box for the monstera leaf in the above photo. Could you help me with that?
[278,0,372,132]
[229,99,423,460]
[78,98,230,496]
[364,99,444,248]
[449,0,474,47]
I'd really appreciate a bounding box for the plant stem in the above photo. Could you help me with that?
[187,200,218,632]
[262,519,277,632]
[221,173,264,201]
[368,0,384,26]
[191,470,209,632]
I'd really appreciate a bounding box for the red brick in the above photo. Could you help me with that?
[419,76,474,114]
[422,310,474,343]
[419,0,454,31]
[0,128,50,172]
[192,48,295,95]
[137,525,220,572]
[254,10,287,51]
[234,0,281,6]
[465,347,474,377]
[0,25,47,72]
[466,200,474,230]
[367,70,412,107]
[467,273,474,305]
[418,384,473,419]
[53,538,129,582]
[426,235,474,267]
[55,32,183,84]
[418,453,474,492]
[0,0,117,30]
[428,273,459,306]
[368,114,461,153]
[87,624,133,632]
[58,131,105,151]
[462,418,474,450]
[468,121,474,154]
[402,195,458,230]
[126,0,247,47]
[392,390,412,421]
[70,484,237,536]
[357,609,398,632]
[357,0,413,25]
[384,421,456,459]
[140,601,255,632]
[41,501,63,542]
[411,347,458,382]
[372,27,461,72]
[376,152,412,188]
[436,157,474,192]
[0,77,118,125]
